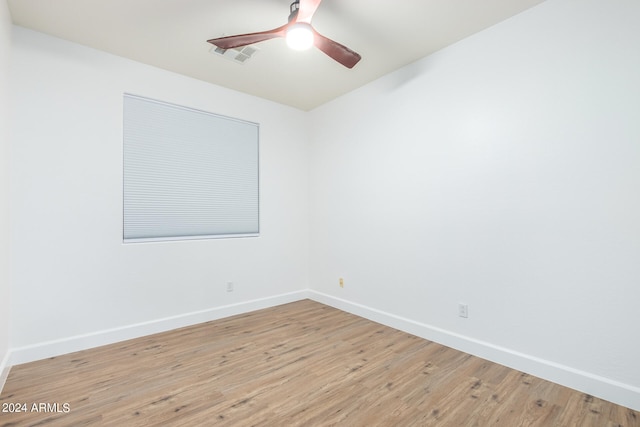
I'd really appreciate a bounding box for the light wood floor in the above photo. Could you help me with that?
[1,300,637,426]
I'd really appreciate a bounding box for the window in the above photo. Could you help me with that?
[123,94,259,242]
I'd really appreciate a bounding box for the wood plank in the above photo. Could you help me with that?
[1,300,637,426]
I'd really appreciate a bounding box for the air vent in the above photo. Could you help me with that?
[210,45,259,64]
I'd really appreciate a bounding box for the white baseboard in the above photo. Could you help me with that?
[308,290,640,412]
[9,290,311,367]
[0,350,10,394]
[6,289,639,412]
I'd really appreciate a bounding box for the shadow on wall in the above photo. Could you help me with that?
[380,56,434,93]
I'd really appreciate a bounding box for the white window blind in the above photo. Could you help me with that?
[123,94,259,242]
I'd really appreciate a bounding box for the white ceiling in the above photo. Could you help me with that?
[8,0,545,111]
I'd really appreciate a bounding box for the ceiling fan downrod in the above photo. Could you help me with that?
[288,1,301,22]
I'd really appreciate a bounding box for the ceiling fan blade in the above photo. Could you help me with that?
[313,31,361,69]
[296,0,322,24]
[207,24,288,50]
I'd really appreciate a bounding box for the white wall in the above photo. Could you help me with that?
[309,0,640,410]
[5,0,640,412]
[10,26,310,361]
[0,0,12,387]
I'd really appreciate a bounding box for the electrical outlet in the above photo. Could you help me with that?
[339,278,344,288]
[458,303,468,318]
[226,281,234,292]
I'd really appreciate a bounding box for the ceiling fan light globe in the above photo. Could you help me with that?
[286,23,314,50]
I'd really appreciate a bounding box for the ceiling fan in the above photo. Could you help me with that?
[207,0,361,69]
